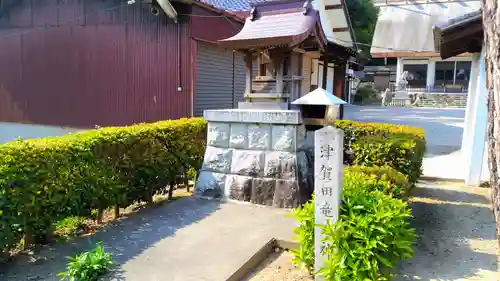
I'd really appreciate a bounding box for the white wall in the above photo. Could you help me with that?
[311,59,335,94]
[0,122,83,144]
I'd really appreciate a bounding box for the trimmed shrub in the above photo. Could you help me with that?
[0,118,207,253]
[354,87,379,104]
[333,120,426,183]
[334,120,425,142]
[344,165,412,200]
[290,169,416,280]
[351,134,426,184]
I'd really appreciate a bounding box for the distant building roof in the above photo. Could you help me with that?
[434,9,482,31]
[370,0,481,57]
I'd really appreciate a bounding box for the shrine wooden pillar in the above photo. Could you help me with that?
[244,51,253,94]
[333,62,346,119]
[321,56,328,90]
[269,48,288,95]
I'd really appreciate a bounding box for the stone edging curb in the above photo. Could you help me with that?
[225,239,299,281]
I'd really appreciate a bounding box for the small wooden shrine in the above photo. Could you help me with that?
[194,0,363,207]
[218,0,360,116]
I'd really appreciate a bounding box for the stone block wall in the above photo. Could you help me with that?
[195,109,314,208]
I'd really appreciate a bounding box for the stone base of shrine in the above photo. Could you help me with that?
[194,109,314,208]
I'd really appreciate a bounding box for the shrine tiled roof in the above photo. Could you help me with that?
[218,0,327,50]
[200,0,273,12]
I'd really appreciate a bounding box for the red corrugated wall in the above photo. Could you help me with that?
[190,4,243,43]
[0,0,192,128]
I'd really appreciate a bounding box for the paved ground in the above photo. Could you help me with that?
[344,105,489,180]
[344,105,465,152]
[395,180,499,281]
[0,198,295,281]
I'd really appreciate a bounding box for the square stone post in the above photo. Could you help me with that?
[314,126,343,280]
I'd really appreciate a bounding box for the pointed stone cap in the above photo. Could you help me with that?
[291,87,347,105]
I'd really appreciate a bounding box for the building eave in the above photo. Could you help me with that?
[433,9,483,59]
[370,1,481,57]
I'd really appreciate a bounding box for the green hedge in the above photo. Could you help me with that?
[344,165,412,200]
[334,120,426,184]
[333,120,425,142]
[0,118,206,253]
[0,117,425,259]
[291,167,416,280]
[351,134,426,184]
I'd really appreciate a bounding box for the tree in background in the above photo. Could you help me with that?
[482,0,500,246]
[345,0,379,58]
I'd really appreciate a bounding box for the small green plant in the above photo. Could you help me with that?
[290,170,416,280]
[58,242,115,281]
[289,194,315,272]
[54,216,87,238]
[317,190,416,280]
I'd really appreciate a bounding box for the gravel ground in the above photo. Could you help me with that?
[241,250,313,281]
[243,180,499,281]
[394,180,499,281]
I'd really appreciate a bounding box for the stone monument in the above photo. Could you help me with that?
[195,109,311,208]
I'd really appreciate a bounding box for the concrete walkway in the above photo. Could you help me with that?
[0,198,296,281]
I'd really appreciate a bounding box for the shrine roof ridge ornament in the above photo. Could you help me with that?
[218,0,328,51]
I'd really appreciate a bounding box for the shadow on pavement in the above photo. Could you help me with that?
[411,183,491,205]
[0,197,221,281]
[394,184,499,281]
[424,145,461,158]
